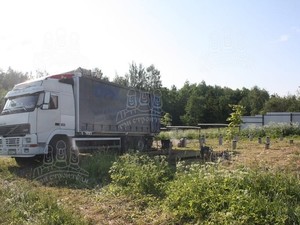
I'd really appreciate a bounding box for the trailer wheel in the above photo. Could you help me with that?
[137,138,145,151]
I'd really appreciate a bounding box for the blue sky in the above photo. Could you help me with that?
[0,0,300,96]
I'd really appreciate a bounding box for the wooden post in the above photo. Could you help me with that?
[266,136,270,144]
[199,136,205,148]
[265,143,270,149]
[265,136,270,149]
[232,140,237,150]
[218,134,223,146]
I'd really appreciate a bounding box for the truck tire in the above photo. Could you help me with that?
[137,138,145,151]
[49,136,70,162]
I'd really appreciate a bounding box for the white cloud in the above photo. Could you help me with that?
[278,34,290,42]
[291,26,300,33]
[272,34,290,44]
[272,26,300,44]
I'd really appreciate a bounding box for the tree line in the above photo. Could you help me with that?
[1,64,300,126]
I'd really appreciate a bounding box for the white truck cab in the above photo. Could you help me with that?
[0,76,75,165]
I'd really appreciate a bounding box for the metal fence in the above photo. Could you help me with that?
[241,112,300,129]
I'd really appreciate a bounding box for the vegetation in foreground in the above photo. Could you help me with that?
[0,132,300,224]
[164,163,300,224]
[108,153,300,225]
[0,159,88,225]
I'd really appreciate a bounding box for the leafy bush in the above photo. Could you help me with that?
[281,122,300,136]
[156,131,171,140]
[184,130,200,139]
[164,162,300,224]
[264,123,291,138]
[240,125,266,138]
[109,153,173,197]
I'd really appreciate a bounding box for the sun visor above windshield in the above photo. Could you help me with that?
[5,81,45,98]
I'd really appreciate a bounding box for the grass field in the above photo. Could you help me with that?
[0,135,300,224]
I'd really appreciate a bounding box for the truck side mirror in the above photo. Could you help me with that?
[42,92,50,110]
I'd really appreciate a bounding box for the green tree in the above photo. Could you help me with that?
[179,82,197,125]
[238,87,251,115]
[113,74,129,86]
[91,67,109,81]
[180,81,241,125]
[226,104,245,140]
[125,62,147,90]
[217,87,241,122]
[202,85,221,123]
[248,86,269,115]
[0,68,29,109]
[181,94,206,125]
[161,86,182,125]
[123,62,162,91]
[0,67,28,90]
[263,94,300,113]
[161,112,172,127]
[145,64,162,90]
[28,70,49,79]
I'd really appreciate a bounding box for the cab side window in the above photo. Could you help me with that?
[49,95,58,109]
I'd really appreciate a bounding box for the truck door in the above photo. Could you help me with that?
[36,92,61,143]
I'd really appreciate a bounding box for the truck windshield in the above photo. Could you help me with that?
[1,93,40,115]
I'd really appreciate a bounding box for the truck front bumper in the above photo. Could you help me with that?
[0,134,45,157]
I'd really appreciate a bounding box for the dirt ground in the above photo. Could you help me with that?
[153,137,300,172]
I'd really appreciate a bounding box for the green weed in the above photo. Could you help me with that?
[164,162,300,224]
[0,180,87,225]
[109,153,174,198]
[80,152,118,187]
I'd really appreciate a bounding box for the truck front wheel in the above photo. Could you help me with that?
[48,136,70,162]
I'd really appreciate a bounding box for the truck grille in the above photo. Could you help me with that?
[6,138,20,147]
[0,124,30,137]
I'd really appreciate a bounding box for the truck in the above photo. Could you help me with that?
[0,68,161,166]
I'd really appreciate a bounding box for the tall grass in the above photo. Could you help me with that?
[0,180,87,225]
[165,163,300,224]
[109,153,174,198]
[109,154,300,224]
[80,151,119,187]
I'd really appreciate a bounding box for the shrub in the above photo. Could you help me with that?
[240,123,300,138]
[156,132,171,140]
[240,125,265,138]
[109,153,173,197]
[164,162,300,224]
